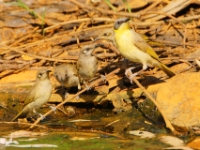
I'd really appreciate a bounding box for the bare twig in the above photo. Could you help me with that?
[105,119,120,127]
[68,0,139,18]
[142,0,191,21]
[0,121,48,130]
[83,129,125,139]
[141,12,187,48]
[126,71,180,135]
[140,0,163,14]
[0,44,74,63]
[44,18,115,32]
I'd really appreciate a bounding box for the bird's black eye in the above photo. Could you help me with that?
[103,33,108,36]
[86,48,90,51]
[38,73,43,77]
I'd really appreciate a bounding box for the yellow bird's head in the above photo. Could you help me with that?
[114,18,130,32]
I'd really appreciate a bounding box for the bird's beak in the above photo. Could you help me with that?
[93,37,98,42]
[95,43,104,48]
[94,37,107,43]
[124,18,130,22]
[94,36,102,42]
[60,78,64,83]
[92,46,98,56]
[46,70,52,73]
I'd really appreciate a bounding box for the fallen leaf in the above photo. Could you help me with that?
[163,146,193,150]
[159,136,184,146]
[128,130,155,138]
[70,136,100,141]
[4,130,48,138]
[8,144,58,148]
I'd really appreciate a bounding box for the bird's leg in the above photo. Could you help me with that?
[61,86,69,99]
[125,67,142,84]
[75,82,82,100]
[64,92,69,99]
[128,69,144,84]
[75,89,80,100]
[100,74,106,82]
[38,114,46,120]
[59,86,69,99]
[125,67,137,77]
[121,58,129,69]
[125,64,147,84]
[76,95,80,100]
[83,81,91,91]
[49,106,57,113]
[33,109,45,120]
[78,83,81,91]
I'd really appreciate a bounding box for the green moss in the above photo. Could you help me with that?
[5,133,168,150]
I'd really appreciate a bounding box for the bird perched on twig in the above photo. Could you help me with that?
[12,69,52,122]
[54,64,81,90]
[94,28,120,55]
[95,28,116,45]
[54,64,81,99]
[77,44,98,90]
[113,18,175,80]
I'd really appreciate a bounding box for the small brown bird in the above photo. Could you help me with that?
[12,69,52,122]
[95,28,116,45]
[94,28,121,55]
[54,64,81,90]
[77,44,98,89]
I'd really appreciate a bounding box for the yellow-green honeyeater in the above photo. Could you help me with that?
[113,18,175,77]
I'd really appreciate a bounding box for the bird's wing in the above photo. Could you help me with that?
[23,82,39,106]
[130,29,160,61]
[76,61,83,81]
[93,59,98,74]
[71,65,78,76]
[76,61,81,72]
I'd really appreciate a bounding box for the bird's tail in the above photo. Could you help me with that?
[11,107,29,122]
[159,63,175,77]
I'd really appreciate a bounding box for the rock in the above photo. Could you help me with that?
[157,72,200,127]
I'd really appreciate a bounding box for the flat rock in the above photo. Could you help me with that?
[157,72,200,127]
